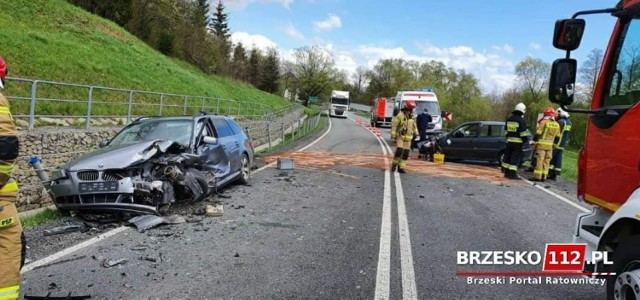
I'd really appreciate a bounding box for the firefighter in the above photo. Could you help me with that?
[391,100,417,173]
[525,117,545,173]
[502,103,529,179]
[0,56,25,300]
[530,107,562,182]
[548,107,571,180]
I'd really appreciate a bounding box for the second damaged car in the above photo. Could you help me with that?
[47,113,254,215]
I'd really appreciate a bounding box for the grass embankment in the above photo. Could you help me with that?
[20,208,63,230]
[0,0,290,118]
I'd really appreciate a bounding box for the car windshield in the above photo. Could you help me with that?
[415,101,440,116]
[108,119,193,146]
[331,97,349,105]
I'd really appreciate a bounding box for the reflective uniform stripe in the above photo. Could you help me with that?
[0,181,18,192]
[0,164,15,176]
[507,138,523,143]
[0,285,20,299]
[0,106,13,122]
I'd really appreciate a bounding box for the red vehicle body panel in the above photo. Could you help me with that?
[582,0,640,212]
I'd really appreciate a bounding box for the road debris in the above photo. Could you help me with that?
[101,258,128,268]
[233,205,246,210]
[206,204,224,217]
[43,224,84,236]
[140,256,158,262]
[129,215,166,232]
[128,214,188,232]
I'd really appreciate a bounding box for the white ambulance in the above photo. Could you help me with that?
[393,88,442,132]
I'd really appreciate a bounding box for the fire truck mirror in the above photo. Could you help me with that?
[549,58,577,105]
[553,19,586,51]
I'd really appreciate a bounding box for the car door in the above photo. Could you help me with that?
[445,123,479,159]
[474,124,505,161]
[194,118,232,181]
[210,117,241,173]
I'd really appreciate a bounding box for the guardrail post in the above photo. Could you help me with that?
[159,94,164,116]
[126,91,134,124]
[183,96,188,115]
[28,80,38,130]
[85,86,94,130]
[245,126,253,148]
[281,123,285,144]
[267,123,272,148]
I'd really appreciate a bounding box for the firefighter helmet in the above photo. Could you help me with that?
[514,103,526,114]
[403,100,417,111]
[557,107,570,118]
[0,56,6,89]
[543,106,558,117]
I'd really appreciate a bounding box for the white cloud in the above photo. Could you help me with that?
[492,44,514,54]
[417,43,516,91]
[221,0,293,11]
[284,22,305,40]
[529,42,542,50]
[230,32,278,52]
[313,14,342,31]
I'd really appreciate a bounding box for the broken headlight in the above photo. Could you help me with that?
[50,168,68,180]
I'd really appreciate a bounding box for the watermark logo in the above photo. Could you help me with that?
[456,243,615,286]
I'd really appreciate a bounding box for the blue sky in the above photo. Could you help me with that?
[221,0,618,92]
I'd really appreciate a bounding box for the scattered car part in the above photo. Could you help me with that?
[43,225,84,236]
[205,204,223,217]
[277,158,295,170]
[24,292,91,300]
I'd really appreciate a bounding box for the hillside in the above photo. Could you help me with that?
[0,0,290,117]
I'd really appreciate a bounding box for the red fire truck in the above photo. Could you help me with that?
[548,1,640,298]
[370,97,394,127]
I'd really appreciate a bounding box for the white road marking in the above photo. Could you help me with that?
[371,125,392,300]
[521,178,590,213]
[23,115,333,274]
[21,226,130,273]
[297,112,332,152]
[349,115,419,299]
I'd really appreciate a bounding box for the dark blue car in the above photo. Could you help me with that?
[437,121,533,166]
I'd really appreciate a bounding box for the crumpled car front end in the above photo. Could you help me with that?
[48,139,228,215]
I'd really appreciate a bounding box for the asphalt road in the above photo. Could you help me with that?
[21,113,606,299]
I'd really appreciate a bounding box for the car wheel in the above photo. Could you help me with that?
[497,151,505,165]
[238,154,251,185]
[607,235,640,300]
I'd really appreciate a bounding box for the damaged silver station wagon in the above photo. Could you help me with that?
[47,113,254,215]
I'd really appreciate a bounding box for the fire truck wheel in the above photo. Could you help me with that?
[607,234,640,300]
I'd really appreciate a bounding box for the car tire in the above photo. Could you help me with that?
[497,151,505,165]
[238,154,251,185]
[607,235,640,300]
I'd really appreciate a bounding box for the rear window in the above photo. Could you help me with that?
[226,119,244,136]
[211,118,233,137]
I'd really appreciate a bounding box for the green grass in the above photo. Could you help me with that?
[0,0,290,118]
[561,150,578,183]
[20,208,63,230]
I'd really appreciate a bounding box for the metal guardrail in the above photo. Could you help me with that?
[4,77,299,130]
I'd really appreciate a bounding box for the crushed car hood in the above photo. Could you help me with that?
[63,140,182,171]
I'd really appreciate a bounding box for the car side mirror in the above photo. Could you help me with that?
[98,140,109,148]
[548,58,578,105]
[202,136,218,145]
[553,19,585,51]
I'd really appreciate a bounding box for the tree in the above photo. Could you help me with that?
[366,59,413,98]
[259,48,281,94]
[231,43,248,81]
[290,46,338,106]
[579,48,604,99]
[247,48,263,87]
[211,0,230,39]
[515,56,551,125]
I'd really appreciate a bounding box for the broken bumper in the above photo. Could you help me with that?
[49,177,159,215]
